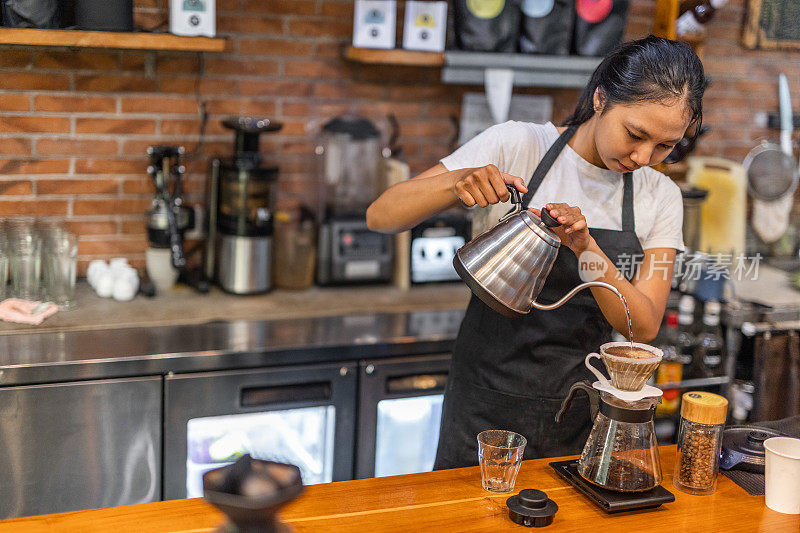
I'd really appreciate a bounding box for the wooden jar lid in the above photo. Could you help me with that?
[680,391,728,425]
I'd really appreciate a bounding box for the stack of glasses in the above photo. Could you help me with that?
[1,218,78,310]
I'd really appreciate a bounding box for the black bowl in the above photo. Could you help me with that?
[203,455,303,533]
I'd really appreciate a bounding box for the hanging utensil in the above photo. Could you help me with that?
[747,74,799,244]
[744,140,798,202]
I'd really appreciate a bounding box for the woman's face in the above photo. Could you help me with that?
[592,95,692,173]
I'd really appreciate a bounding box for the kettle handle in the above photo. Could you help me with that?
[498,185,523,223]
[507,184,522,206]
[555,381,599,424]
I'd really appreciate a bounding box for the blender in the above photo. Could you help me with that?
[206,117,282,294]
[315,116,393,285]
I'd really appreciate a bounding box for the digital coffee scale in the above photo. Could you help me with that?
[550,459,675,513]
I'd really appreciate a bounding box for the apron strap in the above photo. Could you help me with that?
[518,124,636,234]
[520,125,579,209]
[622,171,635,232]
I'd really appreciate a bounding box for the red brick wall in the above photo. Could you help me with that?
[0,0,791,273]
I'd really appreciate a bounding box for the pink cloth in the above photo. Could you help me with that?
[0,299,59,325]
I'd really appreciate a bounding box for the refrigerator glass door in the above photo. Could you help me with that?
[186,406,336,497]
[374,394,443,477]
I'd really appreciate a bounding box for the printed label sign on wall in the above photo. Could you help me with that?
[403,1,448,52]
[353,0,397,49]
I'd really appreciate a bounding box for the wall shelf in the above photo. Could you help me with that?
[656,376,731,389]
[344,46,602,89]
[442,51,601,89]
[344,46,444,66]
[0,28,226,52]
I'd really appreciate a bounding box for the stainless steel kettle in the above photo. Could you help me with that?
[453,186,622,318]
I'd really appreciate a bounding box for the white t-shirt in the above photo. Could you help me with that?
[440,121,684,252]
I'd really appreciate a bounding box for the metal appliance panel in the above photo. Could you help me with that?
[317,218,393,285]
[163,362,357,500]
[355,354,451,479]
[0,376,161,518]
[0,310,463,387]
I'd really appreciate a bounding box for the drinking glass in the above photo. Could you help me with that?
[9,231,42,300]
[7,216,35,243]
[42,231,78,310]
[477,430,526,493]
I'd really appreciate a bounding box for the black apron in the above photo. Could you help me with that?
[434,125,645,469]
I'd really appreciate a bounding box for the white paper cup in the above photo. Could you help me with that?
[764,436,800,514]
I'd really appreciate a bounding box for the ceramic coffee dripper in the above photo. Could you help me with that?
[585,342,663,392]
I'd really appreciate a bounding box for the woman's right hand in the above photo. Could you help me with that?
[453,165,528,208]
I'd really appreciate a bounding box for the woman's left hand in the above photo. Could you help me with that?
[530,203,593,255]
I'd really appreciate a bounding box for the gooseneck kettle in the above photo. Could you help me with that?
[453,186,623,318]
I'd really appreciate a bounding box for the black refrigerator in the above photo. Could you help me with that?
[355,353,451,479]
[163,362,357,499]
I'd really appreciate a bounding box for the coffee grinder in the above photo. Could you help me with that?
[206,117,281,294]
[315,116,393,285]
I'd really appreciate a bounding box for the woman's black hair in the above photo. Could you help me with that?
[563,35,707,142]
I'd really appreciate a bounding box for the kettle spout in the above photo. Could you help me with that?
[531,281,623,311]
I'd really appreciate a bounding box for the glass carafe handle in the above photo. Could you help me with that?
[584,352,611,388]
[555,381,599,424]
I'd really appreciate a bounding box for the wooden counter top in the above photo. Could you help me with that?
[0,282,471,335]
[0,447,795,532]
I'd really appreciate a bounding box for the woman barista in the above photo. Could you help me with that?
[366,35,706,468]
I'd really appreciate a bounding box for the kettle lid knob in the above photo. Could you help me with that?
[540,207,560,228]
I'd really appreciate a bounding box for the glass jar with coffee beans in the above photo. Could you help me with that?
[673,391,728,495]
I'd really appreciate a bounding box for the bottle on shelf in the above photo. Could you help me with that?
[656,311,683,416]
[657,389,682,418]
[677,294,700,378]
[676,0,729,37]
[693,300,725,378]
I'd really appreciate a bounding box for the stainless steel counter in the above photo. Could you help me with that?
[0,309,465,386]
